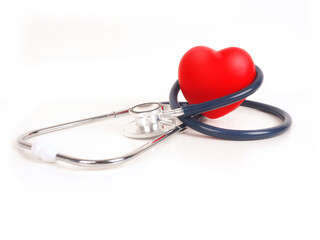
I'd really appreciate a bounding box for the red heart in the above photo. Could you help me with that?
[178,46,256,119]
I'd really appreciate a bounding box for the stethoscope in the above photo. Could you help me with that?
[17,65,292,167]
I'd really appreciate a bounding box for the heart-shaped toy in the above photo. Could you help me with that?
[178,46,256,119]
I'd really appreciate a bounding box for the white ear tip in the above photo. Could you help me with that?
[31,142,58,163]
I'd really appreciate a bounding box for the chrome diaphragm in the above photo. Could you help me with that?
[123,102,178,139]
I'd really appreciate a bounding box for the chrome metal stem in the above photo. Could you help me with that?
[160,108,184,118]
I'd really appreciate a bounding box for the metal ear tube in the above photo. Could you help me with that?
[17,105,186,167]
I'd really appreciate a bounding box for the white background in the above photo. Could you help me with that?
[1,0,319,239]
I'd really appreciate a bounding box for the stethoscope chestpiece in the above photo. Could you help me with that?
[123,102,177,139]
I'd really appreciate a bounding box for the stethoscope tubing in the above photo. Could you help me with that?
[169,65,292,140]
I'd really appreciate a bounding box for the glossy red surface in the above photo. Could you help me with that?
[178,46,256,118]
